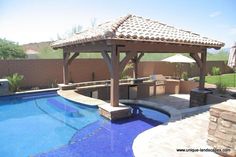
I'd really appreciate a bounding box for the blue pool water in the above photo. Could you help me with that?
[0,92,169,157]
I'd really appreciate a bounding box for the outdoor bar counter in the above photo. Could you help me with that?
[76,79,165,100]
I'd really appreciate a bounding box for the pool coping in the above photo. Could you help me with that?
[57,90,107,107]
[0,88,59,97]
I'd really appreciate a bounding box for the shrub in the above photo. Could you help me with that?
[181,72,188,81]
[6,73,24,92]
[211,66,221,75]
[121,62,134,79]
[216,82,227,94]
[50,80,58,88]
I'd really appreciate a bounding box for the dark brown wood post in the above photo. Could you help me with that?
[132,52,144,79]
[63,49,70,84]
[132,55,138,79]
[110,45,120,107]
[199,49,207,90]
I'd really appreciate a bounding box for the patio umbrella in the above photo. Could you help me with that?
[227,42,236,87]
[162,54,195,79]
[162,54,195,63]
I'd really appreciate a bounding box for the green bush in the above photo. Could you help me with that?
[216,82,227,94]
[121,62,134,79]
[211,66,221,75]
[6,73,24,92]
[181,72,188,81]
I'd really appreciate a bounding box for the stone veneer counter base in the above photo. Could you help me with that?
[133,112,219,157]
[99,103,132,120]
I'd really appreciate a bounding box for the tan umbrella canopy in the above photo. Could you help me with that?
[227,42,236,87]
[227,42,236,68]
[162,54,195,63]
[162,54,195,79]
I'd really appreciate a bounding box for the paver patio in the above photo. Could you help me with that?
[133,111,219,157]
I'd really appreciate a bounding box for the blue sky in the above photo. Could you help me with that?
[0,0,235,48]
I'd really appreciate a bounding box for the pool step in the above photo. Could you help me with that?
[47,99,79,115]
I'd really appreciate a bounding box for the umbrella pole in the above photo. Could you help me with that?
[180,63,182,80]
[234,68,235,87]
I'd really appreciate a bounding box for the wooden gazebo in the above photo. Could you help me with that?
[52,14,224,108]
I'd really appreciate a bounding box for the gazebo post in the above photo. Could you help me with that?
[199,50,207,90]
[132,55,138,79]
[132,52,144,79]
[110,46,120,107]
[189,49,209,107]
[190,50,207,90]
[102,48,137,107]
[63,49,70,85]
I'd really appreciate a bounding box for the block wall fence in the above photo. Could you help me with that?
[0,59,232,88]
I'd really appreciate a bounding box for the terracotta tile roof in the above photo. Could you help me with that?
[52,14,224,48]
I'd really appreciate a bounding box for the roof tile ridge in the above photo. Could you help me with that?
[104,14,132,38]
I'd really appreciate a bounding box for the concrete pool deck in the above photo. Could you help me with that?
[143,94,215,118]
[143,94,190,110]
[132,111,219,157]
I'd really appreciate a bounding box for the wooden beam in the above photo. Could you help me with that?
[107,39,205,53]
[131,52,144,79]
[199,49,207,90]
[190,49,207,90]
[68,52,80,65]
[190,53,202,68]
[132,55,138,79]
[101,51,112,74]
[107,38,222,49]
[137,52,144,62]
[110,45,120,107]
[63,50,70,84]
[63,40,111,53]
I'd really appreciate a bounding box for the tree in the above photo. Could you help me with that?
[0,38,26,60]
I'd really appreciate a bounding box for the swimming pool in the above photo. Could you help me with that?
[0,91,169,157]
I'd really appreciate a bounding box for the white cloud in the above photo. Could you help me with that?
[209,11,221,18]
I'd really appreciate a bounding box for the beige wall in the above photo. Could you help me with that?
[0,59,232,88]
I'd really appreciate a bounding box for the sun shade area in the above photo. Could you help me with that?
[51,14,224,107]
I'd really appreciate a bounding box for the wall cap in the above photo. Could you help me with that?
[211,99,236,113]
